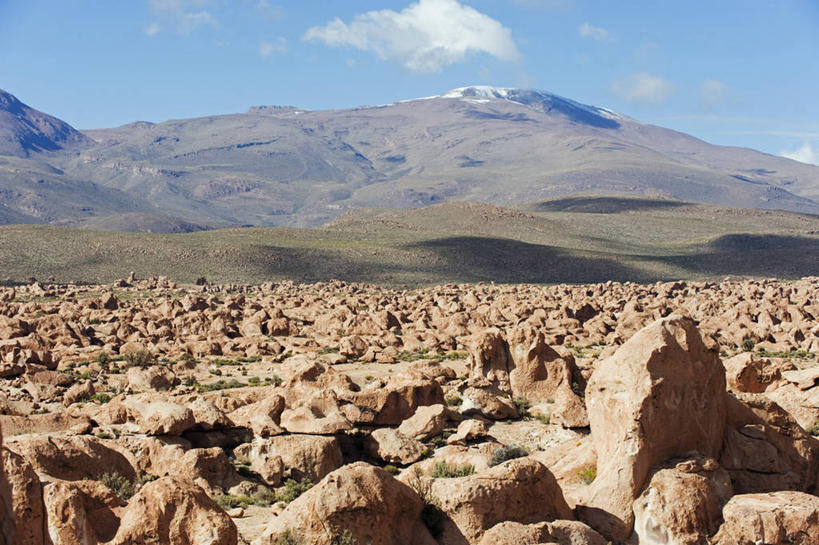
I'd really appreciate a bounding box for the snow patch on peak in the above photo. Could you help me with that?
[439,86,627,126]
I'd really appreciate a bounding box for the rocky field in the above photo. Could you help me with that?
[1,276,819,544]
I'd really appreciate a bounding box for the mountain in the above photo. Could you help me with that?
[0,89,90,157]
[0,86,818,231]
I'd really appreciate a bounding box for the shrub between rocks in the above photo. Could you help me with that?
[488,444,529,467]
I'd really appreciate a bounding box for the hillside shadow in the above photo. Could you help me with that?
[241,236,655,285]
[660,234,819,278]
[401,236,654,284]
[531,196,687,214]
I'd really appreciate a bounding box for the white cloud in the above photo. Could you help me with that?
[578,22,609,41]
[147,0,217,34]
[699,79,728,110]
[303,0,520,73]
[611,73,673,106]
[259,37,287,57]
[144,22,162,36]
[781,142,818,165]
[255,0,284,20]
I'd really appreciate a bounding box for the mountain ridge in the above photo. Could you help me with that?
[0,86,818,232]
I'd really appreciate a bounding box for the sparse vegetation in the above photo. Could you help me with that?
[577,467,597,485]
[743,338,756,352]
[331,530,358,545]
[275,478,314,503]
[195,379,246,392]
[273,530,302,545]
[445,394,462,407]
[430,461,475,478]
[124,349,153,367]
[100,472,137,501]
[513,396,530,418]
[488,444,529,467]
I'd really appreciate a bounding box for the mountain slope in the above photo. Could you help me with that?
[0,86,818,231]
[0,89,91,157]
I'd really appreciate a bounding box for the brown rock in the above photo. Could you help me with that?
[398,404,448,440]
[478,520,607,545]
[126,365,177,391]
[43,480,125,545]
[579,315,727,540]
[233,435,342,485]
[447,418,489,445]
[632,456,733,545]
[1,430,45,545]
[257,462,435,545]
[111,476,237,545]
[428,457,574,544]
[712,491,819,545]
[366,428,427,465]
[723,352,781,393]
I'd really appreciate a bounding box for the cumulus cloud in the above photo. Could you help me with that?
[611,73,673,106]
[699,79,728,110]
[144,22,162,36]
[781,142,818,165]
[259,37,287,57]
[578,22,609,41]
[303,0,520,73]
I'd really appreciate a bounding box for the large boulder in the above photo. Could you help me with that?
[711,491,819,545]
[96,393,195,436]
[43,480,124,545]
[429,457,574,544]
[256,462,436,545]
[1,430,44,545]
[233,434,342,485]
[110,476,237,545]
[5,434,137,482]
[721,392,819,494]
[398,404,448,441]
[468,326,587,427]
[365,428,427,465]
[579,315,727,540]
[477,520,607,545]
[631,456,733,545]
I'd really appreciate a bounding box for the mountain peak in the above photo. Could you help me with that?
[438,85,624,129]
[0,89,90,157]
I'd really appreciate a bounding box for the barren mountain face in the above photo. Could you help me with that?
[1,86,818,231]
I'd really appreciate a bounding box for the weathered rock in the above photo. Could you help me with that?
[233,434,342,485]
[227,394,285,437]
[256,462,436,545]
[478,520,607,545]
[1,431,45,545]
[721,392,819,494]
[711,491,819,545]
[6,434,137,482]
[723,352,781,393]
[126,365,177,391]
[43,480,125,545]
[279,393,352,434]
[632,456,733,545]
[398,404,448,440]
[459,386,519,420]
[366,428,427,465]
[63,380,95,406]
[447,418,489,445]
[579,315,727,540]
[429,457,574,544]
[111,476,238,545]
[96,394,195,436]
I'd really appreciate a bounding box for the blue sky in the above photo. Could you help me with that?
[1,0,817,163]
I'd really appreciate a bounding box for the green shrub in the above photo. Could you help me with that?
[275,478,313,503]
[742,338,755,352]
[513,397,530,418]
[100,472,138,501]
[123,349,153,367]
[331,530,357,545]
[488,444,529,467]
[90,393,112,404]
[196,379,246,392]
[216,494,254,510]
[383,464,400,475]
[577,467,597,485]
[444,394,462,407]
[430,461,475,478]
[273,530,302,545]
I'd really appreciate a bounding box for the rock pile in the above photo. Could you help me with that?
[0,277,817,544]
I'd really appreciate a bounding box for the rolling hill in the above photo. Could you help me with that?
[1,197,816,286]
[0,86,818,231]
